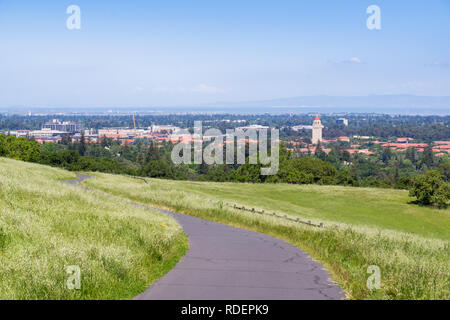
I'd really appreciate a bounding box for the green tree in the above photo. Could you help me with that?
[60,134,72,145]
[409,170,449,208]
[78,131,87,156]
[140,160,173,178]
[438,163,450,182]
[145,142,161,163]
[381,147,392,163]
[314,141,326,161]
[3,136,40,162]
[422,146,434,168]
[274,157,336,185]
[431,183,450,208]
[0,134,7,156]
[58,150,81,166]
[405,147,416,164]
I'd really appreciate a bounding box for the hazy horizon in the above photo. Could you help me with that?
[1,94,449,115]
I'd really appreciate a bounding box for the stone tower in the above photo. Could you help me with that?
[312,115,324,145]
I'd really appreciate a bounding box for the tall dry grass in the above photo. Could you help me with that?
[0,158,187,299]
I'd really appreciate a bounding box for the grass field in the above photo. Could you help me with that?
[138,179,450,239]
[84,173,450,300]
[0,158,188,299]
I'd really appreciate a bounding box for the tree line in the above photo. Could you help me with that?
[1,133,448,207]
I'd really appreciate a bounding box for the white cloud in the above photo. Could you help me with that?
[191,84,226,94]
[132,86,144,93]
[153,84,226,94]
[349,57,362,64]
[426,60,449,68]
[342,57,363,64]
[328,57,365,65]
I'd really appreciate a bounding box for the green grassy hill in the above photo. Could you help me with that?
[115,179,450,239]
[1,157,448,300]
[0,158,187,299]
[84,173,450,300]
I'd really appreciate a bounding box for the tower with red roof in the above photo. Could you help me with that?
[312,115,324,145]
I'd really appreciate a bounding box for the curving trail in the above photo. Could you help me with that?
[66,174,345,300]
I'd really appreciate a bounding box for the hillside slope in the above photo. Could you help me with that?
[100,178,449,240]
[84,173,450,300]
[0,158,187,299]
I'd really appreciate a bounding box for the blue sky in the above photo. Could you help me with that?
[0,0,449,108]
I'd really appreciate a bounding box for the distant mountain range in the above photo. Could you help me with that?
[1,95,449,115]
[205,95,450,115]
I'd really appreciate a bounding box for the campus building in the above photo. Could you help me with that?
[42,119,82,133]
[337,118,349,126]
[312,115,324,145]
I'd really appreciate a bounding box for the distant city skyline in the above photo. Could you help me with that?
[1,0,449,109]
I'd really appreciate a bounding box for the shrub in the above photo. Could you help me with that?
[271,157,337,184]
[409,170,450,208]
[0,134,40,162]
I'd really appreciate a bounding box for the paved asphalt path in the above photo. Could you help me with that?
[65,174,345,300]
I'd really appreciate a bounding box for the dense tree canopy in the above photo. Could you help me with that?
[409,171,450,208]
[0,134,40,162]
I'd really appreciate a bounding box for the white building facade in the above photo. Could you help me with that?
[312,115,324,145]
